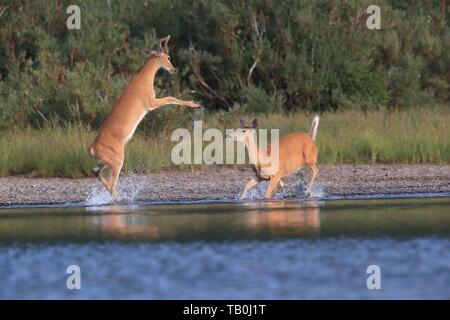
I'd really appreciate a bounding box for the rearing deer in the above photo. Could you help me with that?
[227,116,319,199]
[89,35,200,196]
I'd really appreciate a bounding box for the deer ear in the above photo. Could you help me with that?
[240,117,245,128]
[252,118,258,129]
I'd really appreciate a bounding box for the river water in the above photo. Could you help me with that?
[0,196,449,299]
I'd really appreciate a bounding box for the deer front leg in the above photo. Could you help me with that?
[241,177,260,199]
[151,96,201,109]
[264,176,281,199]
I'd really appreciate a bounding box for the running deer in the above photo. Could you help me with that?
[227,116,319,199]
[89,35,201,196]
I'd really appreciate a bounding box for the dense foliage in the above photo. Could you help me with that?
[0,0,449,132]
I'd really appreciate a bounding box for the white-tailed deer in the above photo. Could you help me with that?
[227,115,319,199]
[89,35,200,196]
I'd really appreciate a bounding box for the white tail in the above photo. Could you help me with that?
[310,115,319,142]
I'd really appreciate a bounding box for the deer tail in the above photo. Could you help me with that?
[309,115,319,142]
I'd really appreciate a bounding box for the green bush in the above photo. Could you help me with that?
[0,0,449,133]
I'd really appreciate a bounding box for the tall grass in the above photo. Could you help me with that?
[0,108,449,177]
[0,125,173,177]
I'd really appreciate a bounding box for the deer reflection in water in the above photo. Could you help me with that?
[89,205,160,240]
[242,200,321,237]
[88,200,321,241]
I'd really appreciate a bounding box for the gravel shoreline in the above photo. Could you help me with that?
[0,164,449,206]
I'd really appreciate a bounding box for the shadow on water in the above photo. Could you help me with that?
[0,197,449,243]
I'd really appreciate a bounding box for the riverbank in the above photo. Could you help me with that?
[0,164,449,206]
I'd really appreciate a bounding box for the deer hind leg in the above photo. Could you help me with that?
[264,176,281,199]
[107,160,123,197]
[90,144,123,196]
[307,163,319,194]
[272,178,285,194]
[92,163,109,190]
[279,179,284,189]
[241,177,260,199]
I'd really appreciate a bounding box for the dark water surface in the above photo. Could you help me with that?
[0,197,449,299]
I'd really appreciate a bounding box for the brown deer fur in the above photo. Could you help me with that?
[227,116,319,198]
[89,36,200,196]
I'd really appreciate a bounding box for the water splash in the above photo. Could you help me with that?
[85,174,147,206]
[289,171,325,199]
[241,181,268,200]
[241,171,326,200]
[309,183,325,198]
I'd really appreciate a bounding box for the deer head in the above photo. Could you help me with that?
[141,35,175,74]
[227,118,259,142]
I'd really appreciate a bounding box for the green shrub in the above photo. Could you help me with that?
[0,0,449,133]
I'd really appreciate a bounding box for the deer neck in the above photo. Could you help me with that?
[245,134,262,172]
[138,57,161,88]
